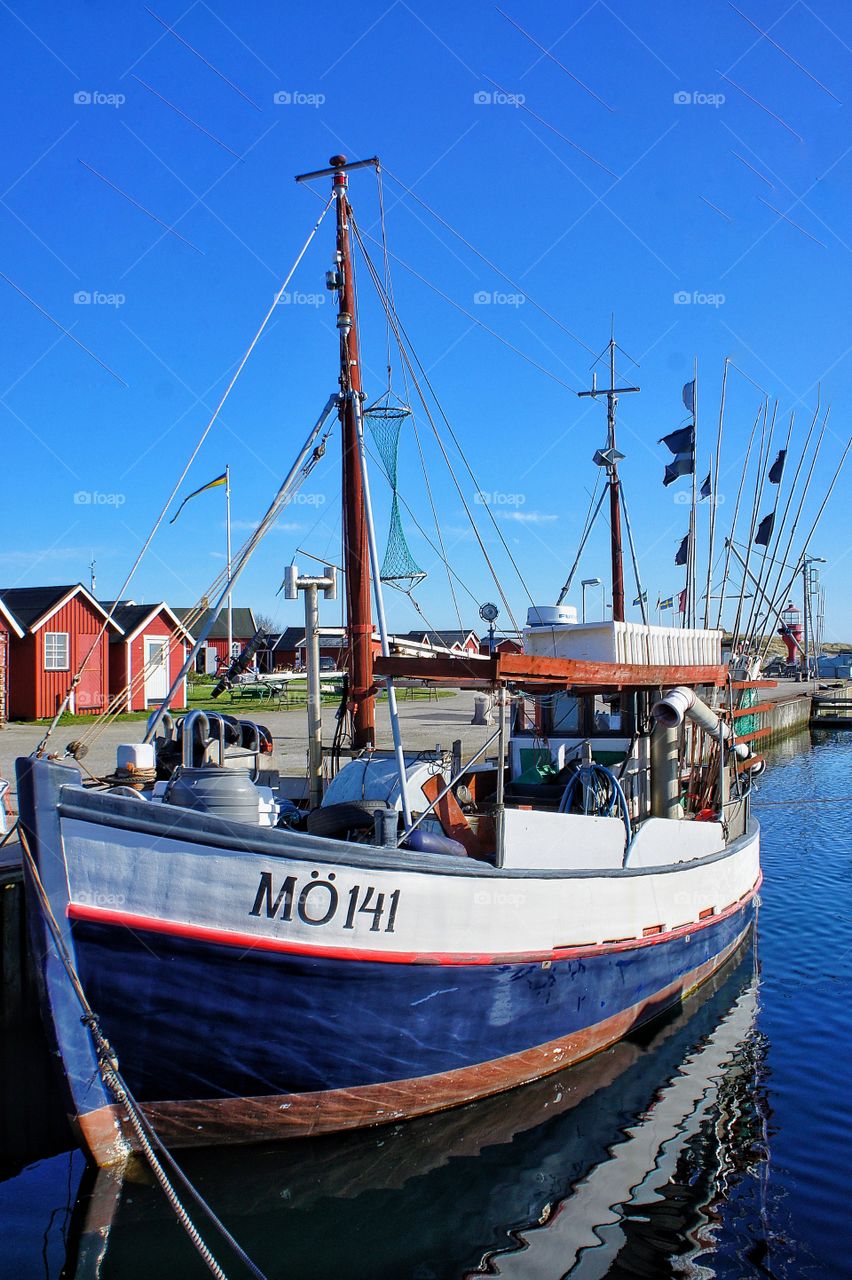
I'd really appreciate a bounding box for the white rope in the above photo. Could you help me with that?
[18,828,268,1280]
[35,196,334,758]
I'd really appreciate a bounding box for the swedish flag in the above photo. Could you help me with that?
[170,471,227,524]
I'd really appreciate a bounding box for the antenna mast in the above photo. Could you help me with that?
[578,336,639,622]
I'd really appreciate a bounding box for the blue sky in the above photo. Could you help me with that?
[1,0,850,643]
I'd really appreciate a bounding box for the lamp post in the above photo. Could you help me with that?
[581,577,602,624]
[284,562,338,808]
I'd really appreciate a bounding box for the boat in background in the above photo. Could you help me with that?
[18,155,769,1169]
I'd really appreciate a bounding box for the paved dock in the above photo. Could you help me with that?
[1,678,844,814]
[0,690,491,815]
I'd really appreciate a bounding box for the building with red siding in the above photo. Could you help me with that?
[0,596,24,725]
[0,585,122,720]
[174,607,258,674]
[479,635,523,656]
[102,602,193,712]
[398,629,482,656]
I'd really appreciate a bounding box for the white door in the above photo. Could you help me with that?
[144,637,170,704]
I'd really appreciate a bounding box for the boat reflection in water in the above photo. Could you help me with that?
[66,939,766,1280]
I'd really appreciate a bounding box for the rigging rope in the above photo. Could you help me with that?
[300,177,578,389]
[74,414,336,751]
[375,166,464,631]
[381,164,597,359]
[18,827,268,1280]
[35,195,335,758]
[351,210,540,630]
[363,440,482,608]
[357,222,576,391]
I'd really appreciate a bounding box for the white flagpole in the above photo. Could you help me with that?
[689,358,698,627]
[226,464,233,662]
[704,357,728,627]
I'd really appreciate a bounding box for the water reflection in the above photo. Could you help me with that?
[63,939,767,1280]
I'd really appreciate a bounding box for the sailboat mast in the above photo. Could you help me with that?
[577,334,639,625]
[332,155,375,748]
[607,340,625,623]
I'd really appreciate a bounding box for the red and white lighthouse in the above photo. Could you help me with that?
[779,600,803,666]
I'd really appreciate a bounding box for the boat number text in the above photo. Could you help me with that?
[250,871,401,933]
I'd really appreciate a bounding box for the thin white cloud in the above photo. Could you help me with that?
[229,519,303,533]
[498,510,558,524]
[0,546,94,567]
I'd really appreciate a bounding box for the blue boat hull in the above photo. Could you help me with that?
[16,755,759,1162]
[71,901,755,1104]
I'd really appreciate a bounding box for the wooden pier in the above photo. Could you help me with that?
[810,697,852,729]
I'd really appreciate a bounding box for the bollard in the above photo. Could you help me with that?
[374,808,398,848]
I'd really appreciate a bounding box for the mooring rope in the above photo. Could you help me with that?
[17,827,269,1280]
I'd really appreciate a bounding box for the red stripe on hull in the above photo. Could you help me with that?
[67,875,761,968]
[76,927,752,1166]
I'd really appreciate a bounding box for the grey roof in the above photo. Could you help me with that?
[270,628,351,652]
[0,584,121,633]
[174,607,257,641]
[100,601,190,644]
[0,584,78,630]
[269,627,305,652]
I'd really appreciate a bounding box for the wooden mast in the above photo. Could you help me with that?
[332,155,374,747]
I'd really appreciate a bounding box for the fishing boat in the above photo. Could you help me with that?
[17,155,769,1169]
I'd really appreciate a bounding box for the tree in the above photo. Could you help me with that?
[253,612,277,635]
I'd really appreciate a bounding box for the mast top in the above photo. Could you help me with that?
[295,155,380,184]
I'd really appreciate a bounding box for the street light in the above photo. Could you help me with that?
[581,577,602,623]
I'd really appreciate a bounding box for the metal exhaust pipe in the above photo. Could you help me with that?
[652,687,749,759]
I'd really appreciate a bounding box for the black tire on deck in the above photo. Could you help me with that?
[306,799,393,838]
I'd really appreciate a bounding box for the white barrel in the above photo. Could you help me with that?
[116,743,156,772]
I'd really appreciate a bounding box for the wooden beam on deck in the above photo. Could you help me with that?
[374,653,727,689]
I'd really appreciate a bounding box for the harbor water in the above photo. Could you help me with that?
[1,728,850,1279]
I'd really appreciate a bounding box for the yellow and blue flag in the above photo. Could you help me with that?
[170,471,227,524]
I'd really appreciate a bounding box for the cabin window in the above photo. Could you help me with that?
[551,692,581,734]
[44,632,70,671]
[592,693,623,733]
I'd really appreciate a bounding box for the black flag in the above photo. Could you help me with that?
[675,534,689,566]
[682,380,695,414]
[755,513,774,546]
[700,471,711,499]
[660,425,695,486]
[768,449,786,484]
[660,426,695,455]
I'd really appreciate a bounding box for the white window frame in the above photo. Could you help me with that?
[44,631,70,671]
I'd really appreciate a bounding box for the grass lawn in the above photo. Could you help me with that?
[16,681,454,727]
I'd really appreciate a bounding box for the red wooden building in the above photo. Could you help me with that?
[103,602,192,712]
[174,607,257,673]
[0,585,121,720]
[479,635,523,656]
[0,595,24,725]
[399,629,481,656]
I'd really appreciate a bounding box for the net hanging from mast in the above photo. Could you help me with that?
[365,397,427,593]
